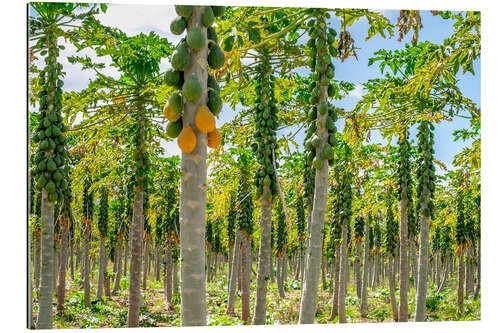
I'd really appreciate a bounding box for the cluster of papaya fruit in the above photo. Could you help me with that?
[164,5,225,153]
[251,58,279,199]
[303,12,339,201]
[384,195,398,256]
[236,171,254,236]
[274,201,287,257]
[337,170,353,226]
[396,128,412,203]
[31,32,69,203]
[415,121,436,219]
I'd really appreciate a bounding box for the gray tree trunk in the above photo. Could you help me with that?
[283,254,288,284]
[155,246,161,281]
[465,246,474,297]
[28,221,34,328]
[83,219,91,308]
[414,196,431,322]
[371,253,378,290]
[355,241,362,298]
[164,238,174,309]
[240,230,251,323]
[436,257,448,294]
[321,255,327,291]
[329,244,341,320]
[399,186,409,322]
[206,250,212,283]
[227,232,241,315]
[388,256,399,321]
[474,241,480,300]
[227,245,234,294]
[178,7,209,326]
[277,256,286,298]
[173,259,179,294]
[37,191,55,329]
[142,236,150,290]
[411,239,418,287]
[57,218,69,312]
[124,238,128,277]
[457,250,465,314]
[97,237,107,298]
[112,237,123,295]
[361,220,370,317]
[253,186,272,324]
[338,225,348,323]
[34,232,41,290]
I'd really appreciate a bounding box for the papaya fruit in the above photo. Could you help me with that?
[166,120,183,138]
[223,36,234,52]
[171,43,190,71]
[187,26,206,51]
[195,105,216,133]
[37,175,48,190]
[208,90,222,116]
[208,45,225,69]
[178,125,197,153]
[207,74,219,92]
[318,101,328,115]
[182,75,202,102]
[212,6,225,17]
[202,6,214,27]
[207,26,218,44]
[163,92,183,122]
[175,5,193,18]
[45,180,56,194]
[312,156,323,170]
[207,128,221,149]
[323,144,335,160]
[164,68,180,86]
[170,16,186,35]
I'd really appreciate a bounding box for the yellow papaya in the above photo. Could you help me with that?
[177,125,197,153]
[207,128,221,149]
[194,105,216,133]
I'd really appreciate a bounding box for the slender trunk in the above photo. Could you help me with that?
[329,243,341,320]
[240,230,251,323]
[371,253,378,290]
[270,251,274,283]
[173,258,179,294]
[283,253,288,284]
[474,241,481,300]
[83,219,91,308]
[227,232,241,315]
[388,256,399,321]
[277,256,286,298]
[57,218,69,312]
[355,241,362,299]
[97,237,107,298]
[34,232,41,290]
[457,250,465,314]
[155,246,161,281]
[124,238,128,277]
[338,225,348,323]
[436,257,448,294]
[415,196,431,322]
[253,186,272,324]
[465,246,474,297]
[294,250,301,280]
[69,236,74,281]
[227,245,234,294]
[126,176,145,327]
[165,238,174,309]
[321,255,327,291]
[411,239,418,287]
[37,191,55,329]
[53,247,58,294]
[399,187,409,322]
[104,275,111,297]
[361,220,370,317]
[206,250,212,283]
[142,236,150,290]
[28,221,34,329]
[112,237,123,295]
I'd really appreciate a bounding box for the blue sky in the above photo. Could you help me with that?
[30,5,480,173]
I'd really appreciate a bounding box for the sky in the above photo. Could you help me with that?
[29,4,481,174]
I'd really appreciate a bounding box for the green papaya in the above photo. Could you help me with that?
[164,68,181,86]
[318,101,328,115]
[171,43,190,71]
[263,175,271,187]
[212,6,225,17]
[37,175,48,190]
[175,5,193,18]
[311,135,320,148]
[187,26,205,51]
[323,144,334,160]
[326,117,335,131]
[46,159,57,172]
[202,6,214,27]
[312,156,322,170]
[208,45,225,69]
[166,120,183,138]
[182,75,202,102]
[208,90,222,116]
[170,16,186,35]
[207,74,219,92]
[207,26,218,44]
[45,180,56,194]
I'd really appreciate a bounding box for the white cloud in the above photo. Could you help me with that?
[348,83,365,99]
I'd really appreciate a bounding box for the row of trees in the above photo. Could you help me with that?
[28,4,480,328]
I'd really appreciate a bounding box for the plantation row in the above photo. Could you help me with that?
[28,3,480,329]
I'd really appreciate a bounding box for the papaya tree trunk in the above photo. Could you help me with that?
[338,225,348,323]
[411,238,418,287]
[240,230,251,323]
[178,6,209,326]
[173,258,179,294]
[227,245,234,294]
[457,250,465,314]
[97,237,107,298]
[57,218,69,313]
[474,241,480,300]
[329,243,341,320]
[142,236,150,290]
[388,256,399,322]
[399,185,409,322]
[83,219,91,308]
[321,255,327,291]
[112,237,122,295]
[355,241,362,299]
[465,246,474,297]
[124,238,128,277]
[227,232,241,315]
[164,238,174,309]
[361,220,370,317]
[127,98,146,327]
[34,232,41,290]
[415,196,431,322]
[253,186,272,324]
[155,246,161,281]
[277,256,286,298]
